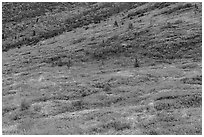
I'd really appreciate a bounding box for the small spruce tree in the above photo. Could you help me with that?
[134,56,139,68]
[2,34,5,39]
[114,21,119,27]
[194,4,199,14]
[32,30,36,36]
[128,22,134,30]
[67,59,72,69]
[36,18,39,23]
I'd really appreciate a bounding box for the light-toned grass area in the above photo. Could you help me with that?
[2,58,201,134]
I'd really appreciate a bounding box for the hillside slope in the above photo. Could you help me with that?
[2,2,202,135]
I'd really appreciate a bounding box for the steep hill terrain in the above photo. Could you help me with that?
[2,2,202,135]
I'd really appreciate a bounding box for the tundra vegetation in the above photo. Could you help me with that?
[2,2,202,135]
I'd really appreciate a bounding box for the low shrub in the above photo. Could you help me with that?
[71,100,86,111]
[89,35,127,60]
[102,120,131,131]
[90,120,131,133]
[20,99,31,111]
[33,105,42,112]
[72,37,86,44]
[103,84,111,92]
[128,22,134,30]
[180,63,199,69]
[180,75,202,85]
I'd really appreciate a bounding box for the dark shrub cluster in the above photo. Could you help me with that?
[161,3,193,15]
